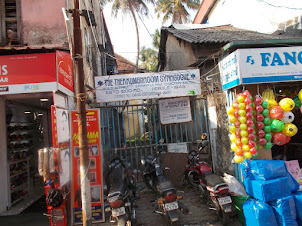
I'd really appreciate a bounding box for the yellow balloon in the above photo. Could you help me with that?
[279,98,295,112]
[237,95,245,103]
[299,89,302,101]
[282,123,298,137]
[244,152,252,159]
[234,155,245,163]
[231,142,238,151]
[240,124,247,131]
[227,107,235,115]
[239,103,246,110]
[229,125,236,134]
[242,145,250,152]
[268,99,278,109]
[229,115,237,124]
[241,137,249,145]
[230,134,236,142]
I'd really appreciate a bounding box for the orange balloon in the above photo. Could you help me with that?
[235,148,244,156]
[270,106,284,119]
[235,138,242,146]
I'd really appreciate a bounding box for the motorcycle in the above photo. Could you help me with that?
[184,133,236,224]
[141,139,189,225]
[105,157,137,226]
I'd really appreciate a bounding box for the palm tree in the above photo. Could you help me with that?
[155,0,200,24]
[107,0,154,73]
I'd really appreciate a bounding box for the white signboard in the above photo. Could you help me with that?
[167,142,188,153]
[94,69,201,102]
[159,97,192,124]
[219,46,302,90]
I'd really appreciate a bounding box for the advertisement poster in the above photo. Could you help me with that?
[71,109,104,224]
[159,97,192,124]
[95,69,201,102]
[56,108,70,144]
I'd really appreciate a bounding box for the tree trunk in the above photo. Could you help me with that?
[129,4,139,73]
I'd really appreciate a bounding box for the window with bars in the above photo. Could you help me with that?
[0,0,21,46]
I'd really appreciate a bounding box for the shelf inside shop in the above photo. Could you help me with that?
[10,171,27,179]
[11,193,29,206]
[9,158,27,165]
[11,183,28,193]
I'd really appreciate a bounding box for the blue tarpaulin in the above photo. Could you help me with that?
[293,192,302,226]
[269,196,297,226]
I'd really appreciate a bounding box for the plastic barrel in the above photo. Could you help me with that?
[233,195,250,225]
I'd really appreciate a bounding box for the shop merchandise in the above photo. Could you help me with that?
[293,192,302,225]
[269,196,297,226]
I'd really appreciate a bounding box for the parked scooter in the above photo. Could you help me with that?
[142,139,189,225]
[184,133,236,224]
[105,157,137,226]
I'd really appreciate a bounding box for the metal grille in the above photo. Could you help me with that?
[99,98,209,169]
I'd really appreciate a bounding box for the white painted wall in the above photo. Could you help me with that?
[207,0,302,34]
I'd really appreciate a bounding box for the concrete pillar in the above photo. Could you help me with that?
[0,97,8,213]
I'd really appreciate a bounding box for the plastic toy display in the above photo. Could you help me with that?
[228,89,299,163]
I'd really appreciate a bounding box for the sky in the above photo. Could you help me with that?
[103,2,198,63]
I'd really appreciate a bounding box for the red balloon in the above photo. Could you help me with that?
[234,120,241,128]
[257,130,265,138]
[248,133,256,141]
[257,122,265,130]
[270,106,284,119]
[246,112,253,119]
[244,98,252,105]
[243,90,251,98]
[255,96,263,105]
[286,136,291,144]
[235,130,241,138]
[245,105,253,112]
[250,147,257,155]
[247,127,255,134]
[246,119,254,127]
[273,132,287,146]
[256,114,264,122]
[258,138,267,146]
[234,110,240,118]
[232,101,239,109]
[256,105,264,113]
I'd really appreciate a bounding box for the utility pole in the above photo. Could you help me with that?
[72,0,92,225]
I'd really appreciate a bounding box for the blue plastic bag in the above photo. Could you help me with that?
[242,199,278,226]
[244,177,291,202]
[240,159,287,180]
[293,192,302,226]
[269,196,297,226]
[288,171,300,193]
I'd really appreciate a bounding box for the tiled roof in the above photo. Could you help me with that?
[162,25,293,44]
[115,53,145,74]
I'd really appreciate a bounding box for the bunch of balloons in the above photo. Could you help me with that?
[228,91,258,163]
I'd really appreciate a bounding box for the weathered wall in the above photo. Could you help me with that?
[21,0,67,45]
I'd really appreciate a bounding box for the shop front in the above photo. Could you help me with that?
[0,49,74,215]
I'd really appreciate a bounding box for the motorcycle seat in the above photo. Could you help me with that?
[157,180,175,195]
[108,182,126,197]
[202,171,225,187]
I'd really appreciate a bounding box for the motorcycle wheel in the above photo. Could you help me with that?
[143,174,156,192]
[218,209,230,225]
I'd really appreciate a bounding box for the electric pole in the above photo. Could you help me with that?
[72,0,92,225]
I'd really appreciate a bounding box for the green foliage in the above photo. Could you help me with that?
[139,46,158,71]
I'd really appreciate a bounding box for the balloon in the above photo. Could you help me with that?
[264,142,273,150]
[261,101,269,109]
[270,119,284,132]
[239,103,246,110]
[238,110,246,116]
[257,122,265,130]
[245,105,253,112]
[247,127,255,134]
[243,90,251,98]
[264,125,271,133]
[240,130,248,137]
[234,155,245,163]
[229,125,236,134]
[234,121,241,128]
[227,107,235,115]
[244,152,252,159]
[229,115,237,123]
[263,117,271,126]
[270,106,284,119]
[248,133,256,141]
[240,124,247,131]
[257,130,265,138]
[235,130,241,138]
[231,142,238,151]
[235,148,244,156]
[235,138,242,146]
[282,123,298,137]
[234,110,240,118]
[239,116,247,124]
[230,134,236,142]
[258,138,267,146]
[241,137,249,145]
[237,95,245,103]
[244,98,252,105]
[256,114,264,122]
[273,132,287,146]
[246,112,253,119]
[264,133,272,141]
[249,147,257,155]
[299,89,302,101]
[286,136,291,144]
[246,119,254,127]
[253,152,259,157]
[249,140,256,148]
[268,99,278,108]
[242,145,250,152]
[255,96,263,105]
[256,105,264,113]
[232,101,239,109]
[262,109,269,117]
[281,111,295,124]
[279,98,295,111]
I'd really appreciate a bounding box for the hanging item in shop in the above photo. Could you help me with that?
[228,89,299,163]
